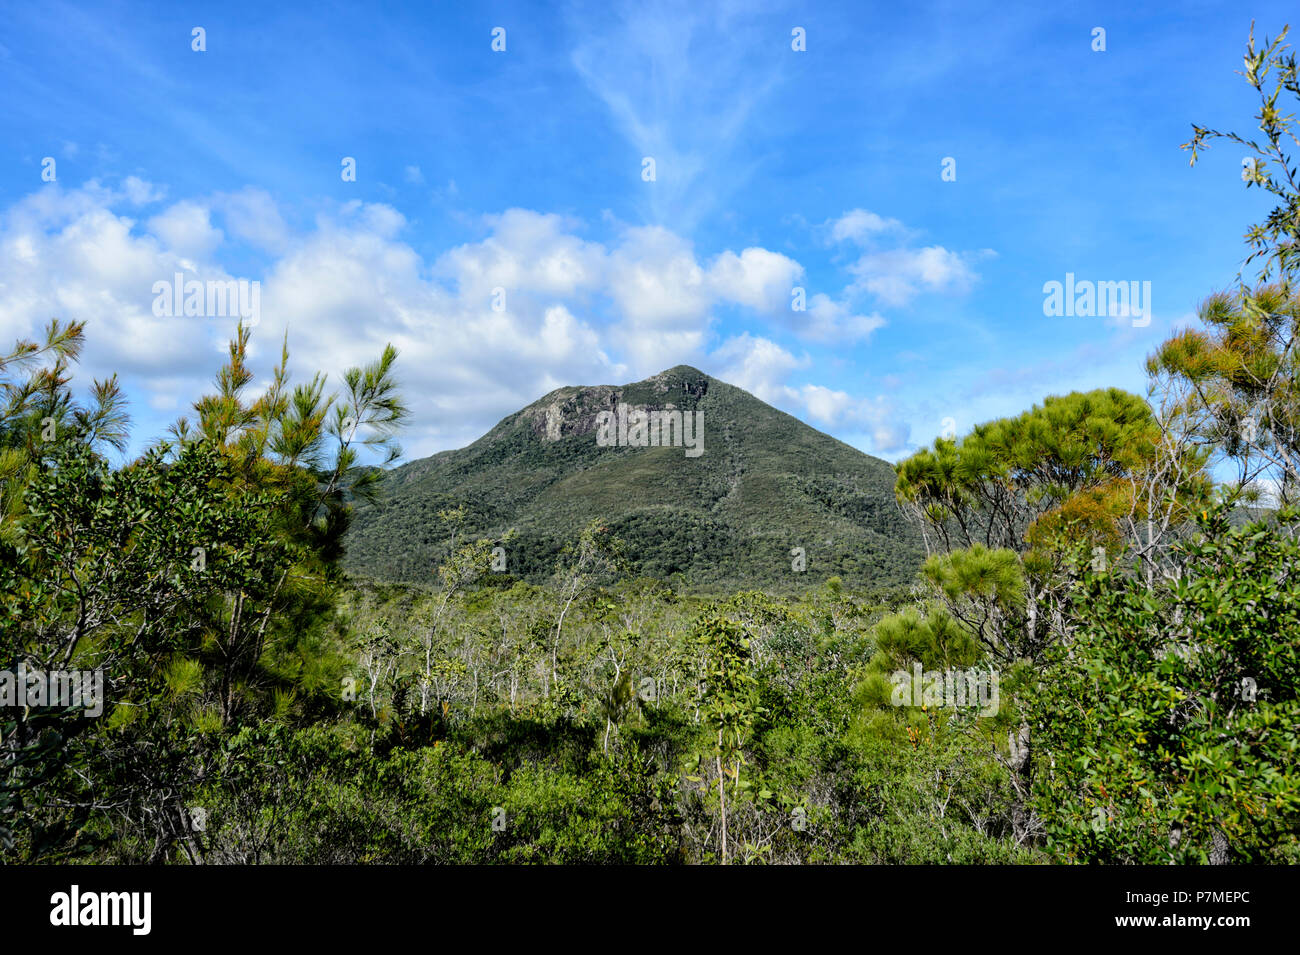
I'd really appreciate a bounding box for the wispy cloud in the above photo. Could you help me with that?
[568,0,787,230]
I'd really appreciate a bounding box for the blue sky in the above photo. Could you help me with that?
[0,0,1292,464]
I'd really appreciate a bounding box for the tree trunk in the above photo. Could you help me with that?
[1008,722,1034,844]
[717,730,728,865]
[1210,828,1230,865]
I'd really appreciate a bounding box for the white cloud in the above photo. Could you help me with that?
[828,208,903,245]
[0,191,234,391]
[605,225,710,326]
[711,333,810,402]
[804,293,886,343]
[796,385,907,452]
[122,176,165,206]
[709,333,907,453]
[0,182,904,460]
[850,245,985,306]
[709,247,803,313]
[443,209,606,301]
[146,201,223,260]
[214,188,291,253]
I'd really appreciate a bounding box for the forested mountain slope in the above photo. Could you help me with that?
[344,366,925,591]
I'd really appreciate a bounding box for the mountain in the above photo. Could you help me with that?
[343,365,926,592]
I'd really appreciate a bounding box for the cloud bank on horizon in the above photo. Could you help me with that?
[0,0,1287,464]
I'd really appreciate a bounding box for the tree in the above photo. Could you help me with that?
[165,324,408,725]
[2,437,286,858]
[0,319,128,544]
[1182,23,1300,289]
[1024,22,1300,865]
[1031,505,1300,863]
[1163,24,1300,508]
[895,389,1205,576]
[1149,288,1300,509]
[890,390,1211,845]
[548,520,625,698]
[1,319,408,860]
[687,614,761,865]
[413,507,510,717]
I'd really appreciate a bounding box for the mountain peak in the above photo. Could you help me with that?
[346,368,925,592]
[647,364,711,380]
